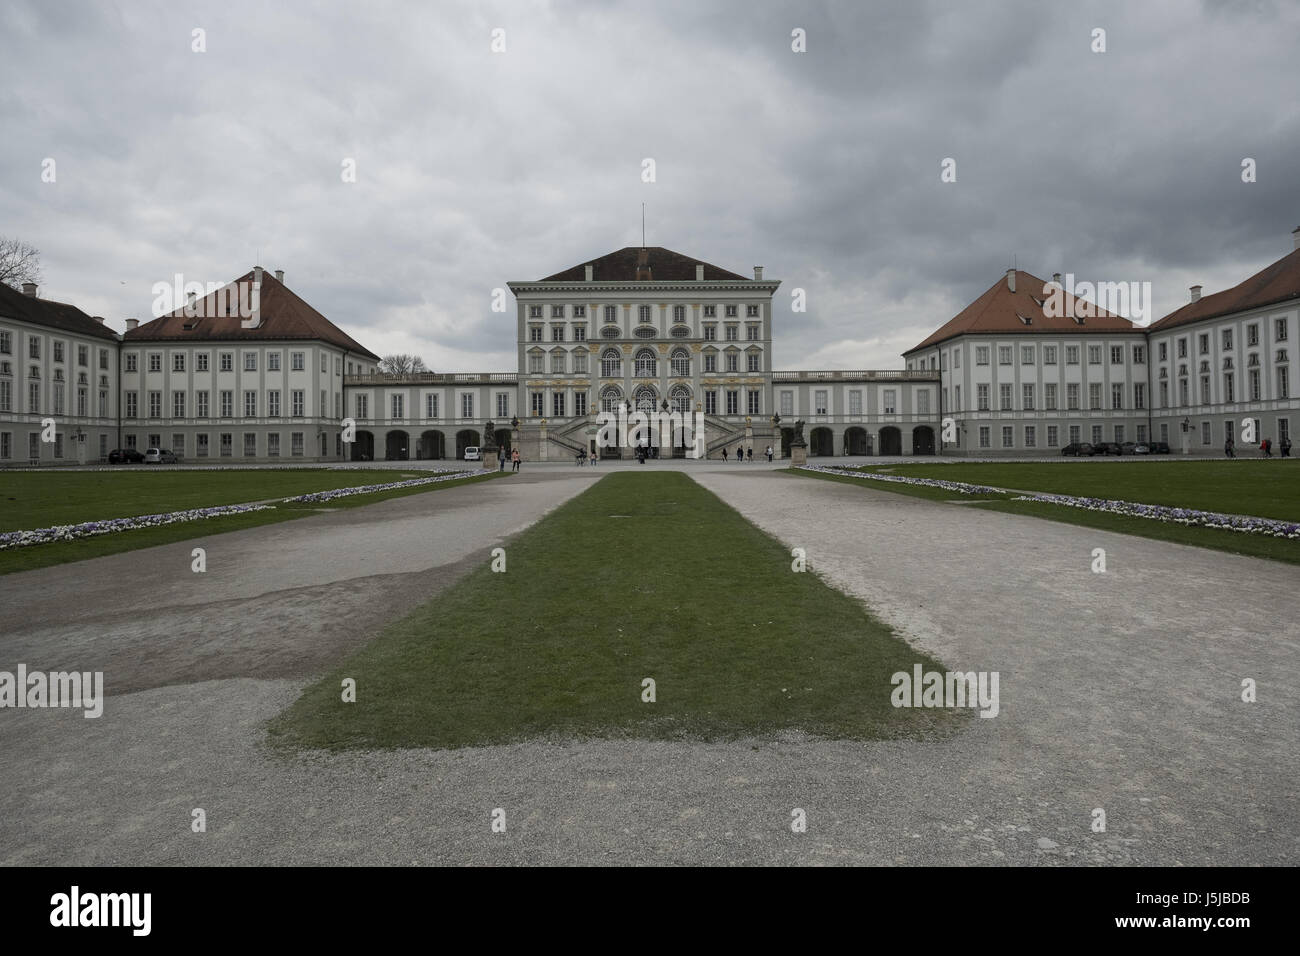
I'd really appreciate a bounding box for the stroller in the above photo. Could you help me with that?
[575,449,587,466]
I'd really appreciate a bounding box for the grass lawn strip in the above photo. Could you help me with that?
[267,471,962,751]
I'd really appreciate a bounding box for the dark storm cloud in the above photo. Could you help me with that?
[1,0,1297,369]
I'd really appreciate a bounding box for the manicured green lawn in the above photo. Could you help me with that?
[0,468,502,575]
[796,460,1300,564]
[0,468,467,530]
[861,459,1300,521]
[268,471,959,751]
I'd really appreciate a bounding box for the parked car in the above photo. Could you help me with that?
[1091,442,1121,456]
[463,445,481,461]
[1061,442,1094,457]
[1133,443,1150,455]
[1119,441,1138,455]
[108,448,145,464]
[143,447,178,464]
[1149,441,1171,454]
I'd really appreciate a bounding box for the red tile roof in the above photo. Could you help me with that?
[539,246,750,282]
[1150,246,1300,332]
[0,281,119,342]
[125,270,380,360]
[908,270,1138,353]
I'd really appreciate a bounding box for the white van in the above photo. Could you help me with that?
[463,446,481,461]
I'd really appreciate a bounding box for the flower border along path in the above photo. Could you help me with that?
[801,465,1300,540]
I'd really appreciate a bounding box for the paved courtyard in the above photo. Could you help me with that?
[1,464,1295,865]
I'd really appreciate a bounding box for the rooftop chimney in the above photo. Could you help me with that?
[1005,268,1016,293]
[125,318,139,331]
[1190,285,1202,302]
[754,266,763,280]
[274,269,284,284]
[92,315,105,324]
[635,248,651,281]
[21,282,37,297]
[254,265,263,285]
[1293,225,1300,251]
[1052,272,1062,286]
[695,263,705,281]
[584,263,593,282]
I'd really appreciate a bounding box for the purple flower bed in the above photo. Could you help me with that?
[282,470,475,503]
[0,503,276,551]
[804,465,1300,539]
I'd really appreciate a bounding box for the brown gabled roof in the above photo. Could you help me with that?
[539,246,750,282]
[1150,246,1300,332]
[125,269,380,360]
[907,270,1138,353]
[0,281,119,342]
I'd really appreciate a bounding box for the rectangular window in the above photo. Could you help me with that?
[268,352,280,371]
[0,331,9,354]
[196,391,208,417]
[1022,384,1034,410]
[170,353,184,373]
[780,391,793,416]
[220,433,233,457]
[1133,345,1145,364]
[705,390,717,415]
[725,353,738,373]
[267,390,280,417]
[244,390,256,416]
[1275,318,1288,342]
[291,352,305,371]
[126,392,139,418]
[1,432,9,458]
[704,354,716,373]
[1091,424,1103,444]
[814,390,828,415]
[883,389,896,414]
[573,325,586,341]
[391,394,404,418]
[196,353,208,372]
[172,391,185,417]
[917,390,930,415]
[725,325,739,341]
[746,324,760,340]
[725,305,737,318]
[496,392,509,417]
[1224,373,1234,403]
[1114,425,1125,443]
[1047,425,1058,448]
[747,352,761,373]
[1044,383,1057,410]
[1202,421,1212,445]
[220,390,233,417]
[1249,368,1260,401]
[529,305,543,319]
[219,353,232,372]
[977,384,990,411]
[999,384,1012,411]
[848,390,862,415]
[529,326,543,342]
[1111,383,1123,410]
[552,392,565,417]
[574,392,587,416]
[1066,346,1080,365]
[1024,426,1036,448]
[552,305,565,319]
[702,305,716,318]
[1089,383,1102,410]
[356,394,369,419]
[28,381,40,413]
[725,390,739,415]
[978,426,990,448]
[1021,346,1034,364]
[551,352,565,374]
[461,393,474,418]
[1110,345,1123,364]
[552,325,564,342]
[148,391,161,417]
[292,432,304,457]
[998,346,1012,365]
[243,433,257,457]
[147,352,160,372]
[747,390,760,415]
[1280,366,1290,399]
[530,392,543,416]
[292,390,304,416]
[0,380,9,413]
[1222,329,1233,351]
[1088,345,1102,365]
[1134,382,1145,409]
[1067,383,1080,410]
[267,433,280,457]
[976,346,989,365]
[573,351,588,374]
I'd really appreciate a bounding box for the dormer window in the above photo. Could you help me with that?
[1018,315,1032,325]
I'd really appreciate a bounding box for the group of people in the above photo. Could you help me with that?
[497,448,521,472]
[721,445,774,463]
[1224,436,1291,458]
[575,448,598,466]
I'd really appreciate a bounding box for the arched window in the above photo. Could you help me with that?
[600,348,622,378]
[669,384,692,413]
[670,348,690,377]
[599,384,623,413]
[633,384,657,413]
[634,348,657,377]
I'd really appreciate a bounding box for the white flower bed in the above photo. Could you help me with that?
[1,470,478,551]
[803,465,1300,539]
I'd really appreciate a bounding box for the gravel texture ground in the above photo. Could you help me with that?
[1,464,1294,865]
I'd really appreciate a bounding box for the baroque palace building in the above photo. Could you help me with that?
[1,234,1296,464]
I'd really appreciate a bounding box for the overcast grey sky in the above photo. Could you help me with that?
[2,0,1298,370]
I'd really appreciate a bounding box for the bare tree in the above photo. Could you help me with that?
[0,237,43,290]
[378,354,429,374]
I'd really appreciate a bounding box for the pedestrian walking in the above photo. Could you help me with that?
[1282,437,1292,458]
[765,445,773,463]
[721,447,728,462]
[590,448,598,466]
[1225,438,1235,459]
[735,444,743,462]
[512,448,521,472]
[746,447,753,462]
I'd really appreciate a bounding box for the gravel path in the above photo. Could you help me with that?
[1,466,1295,865]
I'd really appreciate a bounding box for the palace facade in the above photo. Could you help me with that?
[2,233,1297,464]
